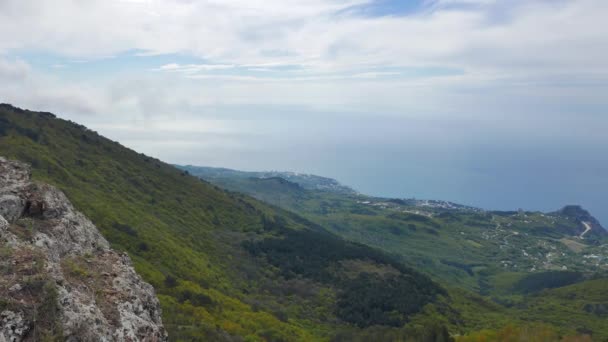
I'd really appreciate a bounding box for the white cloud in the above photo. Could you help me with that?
[0,57,108,115]
[0,0,606,141]
[157,63,236,73]
[0,58,30,82]
[158,63,180,71]
[0,0,605,76]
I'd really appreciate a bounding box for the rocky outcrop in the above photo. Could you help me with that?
[0,157,167,341]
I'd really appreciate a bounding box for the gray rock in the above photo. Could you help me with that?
[0,157,167,341]
[0,195,23,223]
[0,311,29,342]
[7,284,21,293]
[0,215,7,231]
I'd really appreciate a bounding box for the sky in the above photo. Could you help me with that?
[0,0,607,224]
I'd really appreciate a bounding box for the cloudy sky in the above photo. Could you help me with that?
[1,0,607,223]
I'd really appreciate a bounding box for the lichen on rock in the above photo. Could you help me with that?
[0,157,167,341]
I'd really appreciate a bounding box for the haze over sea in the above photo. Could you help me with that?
[130,112,606,227]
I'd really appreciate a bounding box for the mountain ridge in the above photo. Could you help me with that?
[178,165,358,195]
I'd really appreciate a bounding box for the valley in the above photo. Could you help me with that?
[180,164,608,338]
[179,164,608,288]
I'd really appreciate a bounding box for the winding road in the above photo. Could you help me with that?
[580,222,592,239]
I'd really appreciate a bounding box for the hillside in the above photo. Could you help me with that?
[178,163,608,339]
[0,104,460,341]
[177,164,608,289]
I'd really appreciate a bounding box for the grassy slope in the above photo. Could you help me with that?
[0,104,457,341]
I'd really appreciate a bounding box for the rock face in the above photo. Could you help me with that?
[0,157,167,341]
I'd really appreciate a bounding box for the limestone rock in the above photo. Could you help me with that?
[0,157,167,341]
[0,311,29,342]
